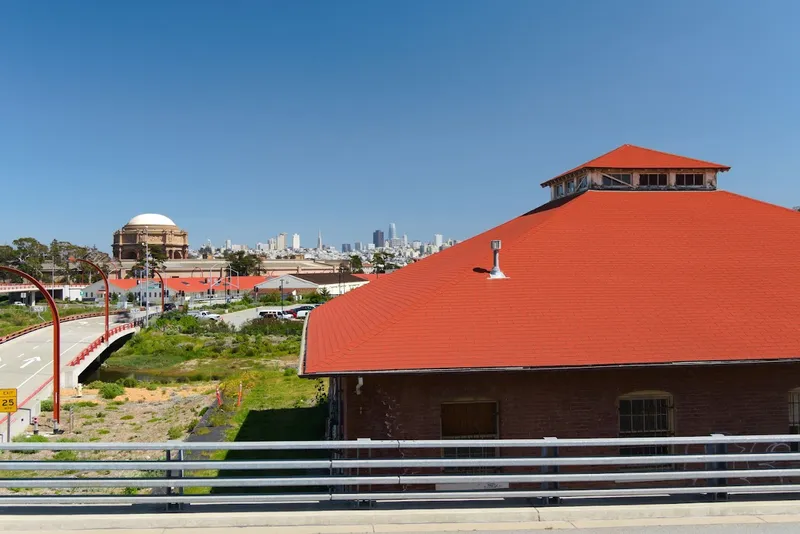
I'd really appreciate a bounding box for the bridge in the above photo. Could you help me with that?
[0,311,155,441]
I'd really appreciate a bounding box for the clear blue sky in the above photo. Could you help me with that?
[2,0,798,252]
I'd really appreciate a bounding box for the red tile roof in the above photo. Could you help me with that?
[541,145,730,186]
[303,190,800,375]
[103,276,269,293]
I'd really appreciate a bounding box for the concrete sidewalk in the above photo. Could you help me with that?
[3,501,800,532]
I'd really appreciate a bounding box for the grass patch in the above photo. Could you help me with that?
[120,415,134,420]
[63,401,98,410]
[96,429,110,435]
[52,450,78,462]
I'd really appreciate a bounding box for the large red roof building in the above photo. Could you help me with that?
[302,146,800,451]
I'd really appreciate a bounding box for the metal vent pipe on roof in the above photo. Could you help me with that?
[489,240,507,279]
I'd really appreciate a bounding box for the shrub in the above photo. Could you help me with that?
[40,399,54,412]
[87,380,104,389]
[11,434,49,454]
[96,412,106,418]
[99,383,125,400]
[123,487,138,495]
[116,377,138,388]
[120,415,134,420]
[145,382,158,391]
[97,429,110,435]
[53,450,78,462]
[63,401,98,410]
[283,367,298,377]
[167,426,182,440]
[198,406,209,417]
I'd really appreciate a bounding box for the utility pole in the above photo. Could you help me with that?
[145,227,150,328]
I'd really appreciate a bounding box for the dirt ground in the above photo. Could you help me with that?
[0,384,216,496]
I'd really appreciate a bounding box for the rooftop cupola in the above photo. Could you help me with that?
[541,144,730,200]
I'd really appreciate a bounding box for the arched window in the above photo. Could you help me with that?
[618,391,674,457]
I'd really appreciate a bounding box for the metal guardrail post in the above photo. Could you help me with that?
[541,437,559,505]
[706,434,728,501]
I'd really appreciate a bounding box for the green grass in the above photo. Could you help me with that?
[0,303,104,337]
[99,315,302,379]
[62,401,98,410]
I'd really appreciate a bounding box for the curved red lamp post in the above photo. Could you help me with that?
[69,257,109,345]
[0,266,62,431]
[152,269,166,312]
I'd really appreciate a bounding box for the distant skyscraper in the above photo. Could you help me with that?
[412,240,422,249]
[354,241,363,251]
[268,238,277,250]
[277,233,287,250]
[434,234,443,248]
[402,234,408,246]
[317,230,323,250]
[291,233,301,249]
[225,239,232,251]
[342,243,352,253]
[388,222,397,240]
[373,229,385,248]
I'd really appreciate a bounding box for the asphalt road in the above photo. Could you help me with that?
[0,316,107,406]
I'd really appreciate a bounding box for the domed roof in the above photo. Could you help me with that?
[125,214,177,227]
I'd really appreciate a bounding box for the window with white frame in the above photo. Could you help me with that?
[441,401,498,473]
[567,180,576,194]
[638,173,668,188]
[675,173,704,187]
[555,183,565,198]
[576,175,588,190]
[602,173,632,187]
[618,392,674,457]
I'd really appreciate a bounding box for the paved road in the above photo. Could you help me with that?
[0,316,107,405]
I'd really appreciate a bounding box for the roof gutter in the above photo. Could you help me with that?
[297,312,310,376]
[301,356,800,378]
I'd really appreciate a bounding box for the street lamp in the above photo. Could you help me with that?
[152,269,166,313]
[69,257,109,345]
[0,266,62,432]
[279,279,285,315]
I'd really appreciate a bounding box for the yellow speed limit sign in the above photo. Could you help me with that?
[0,388,17,413]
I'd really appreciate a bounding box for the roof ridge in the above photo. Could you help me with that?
[717,190,800,215]
[620,144,727,168]
[315,195,588,369]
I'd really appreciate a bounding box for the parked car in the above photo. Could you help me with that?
[259,310,294,320]
[188,310,221,321]
[12,301,25,307]
[289,305,317,319]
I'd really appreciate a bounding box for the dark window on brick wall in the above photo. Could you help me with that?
[619,394,674,457]
[441,401,498,473]
[789,391,800,451]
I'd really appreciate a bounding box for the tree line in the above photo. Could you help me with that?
[0,237,113,284]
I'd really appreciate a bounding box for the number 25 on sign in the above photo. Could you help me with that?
[0,388,17,413]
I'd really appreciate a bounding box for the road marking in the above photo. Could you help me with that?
[20,356,42,369]
[32,346,40,349]
[16,334,96,389]
[0,363,5,370]
[16,353,24,359]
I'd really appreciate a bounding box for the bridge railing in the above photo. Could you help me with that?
[2,434,800,507]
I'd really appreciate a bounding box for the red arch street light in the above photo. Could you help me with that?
[69,257,109,345]
[0,266,62,432]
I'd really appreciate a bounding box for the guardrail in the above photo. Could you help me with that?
[66,324,136,366]
[0,312,111,346]
[2,435,800,507]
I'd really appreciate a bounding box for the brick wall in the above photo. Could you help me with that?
[341,362,800,440]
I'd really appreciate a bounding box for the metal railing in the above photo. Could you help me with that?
[3,434,800,508]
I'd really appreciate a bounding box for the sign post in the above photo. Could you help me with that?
[0,388,18,442]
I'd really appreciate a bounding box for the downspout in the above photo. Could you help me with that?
[297,310,310,376]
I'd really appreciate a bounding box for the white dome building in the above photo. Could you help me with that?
[112,213,189,261]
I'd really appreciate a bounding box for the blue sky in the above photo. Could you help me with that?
[1,0,798,252]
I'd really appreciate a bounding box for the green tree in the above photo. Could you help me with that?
[224,250,260,276]
[349,255,364,273]
[128,244,167,277]
[11,237,48,278]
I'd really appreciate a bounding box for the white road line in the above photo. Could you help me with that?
[33,346,40,349]
[16,334,96,389]
[17,353,24,358]
[0,364,5,370]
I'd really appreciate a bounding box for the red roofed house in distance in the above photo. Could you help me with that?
[301,145,800,453]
